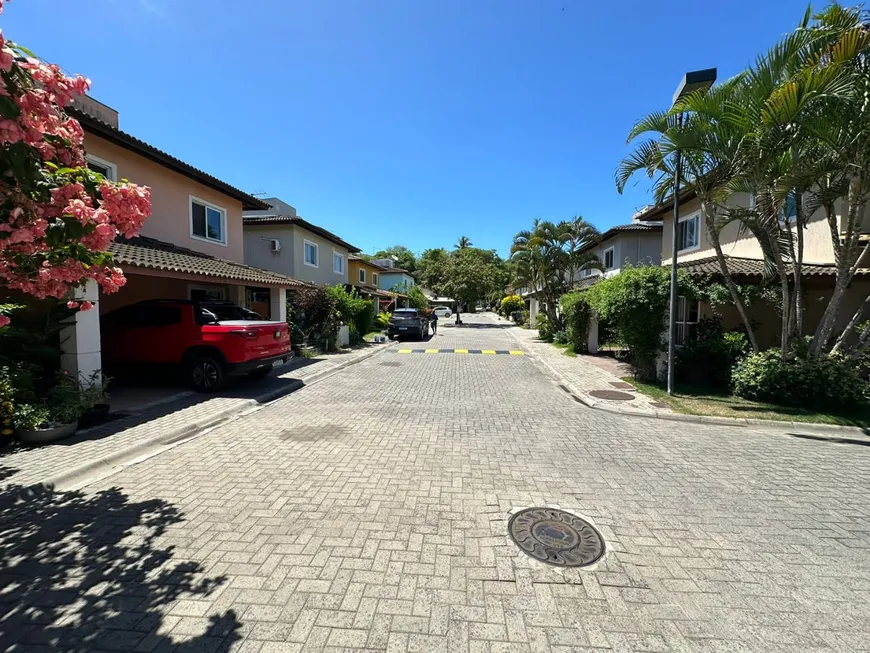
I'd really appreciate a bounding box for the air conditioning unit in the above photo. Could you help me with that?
[270,239,282,253]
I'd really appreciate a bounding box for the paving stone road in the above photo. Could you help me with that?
[1,312,869,652]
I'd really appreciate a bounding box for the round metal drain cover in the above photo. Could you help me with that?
[508,507,605,568]
[589,390,634,401]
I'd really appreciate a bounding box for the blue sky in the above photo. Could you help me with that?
[5,0,814,257]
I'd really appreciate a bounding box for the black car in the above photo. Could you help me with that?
[387,308,429,340]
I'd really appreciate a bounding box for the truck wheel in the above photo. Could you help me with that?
[189,355,226,392]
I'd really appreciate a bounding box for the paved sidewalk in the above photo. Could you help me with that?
[505,320,669,415]
[0,343,388,492]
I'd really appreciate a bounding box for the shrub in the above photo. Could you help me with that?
[500,295,524,317]
[731,347,870,409]
[293,286,338,347]
[375,312,392,329]
[553,330,570,345]
[586,264,693,381]
[677,318,748,387]
[560,291,591,353]
[535,313,554,341]
[326,285,375,338]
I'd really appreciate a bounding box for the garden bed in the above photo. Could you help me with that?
[628,379,870,428]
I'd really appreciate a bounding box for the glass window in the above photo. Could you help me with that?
[678,215,699,251]
[333,252,344,274]
[304,241,318,266]
[359,268,366,284]
[191,199,225,244]
[603,248,614,270]
[675,296,700,345]
[206,207,222,241]
[373,273,379,286]
[779,193,798,226]
[86,155,116,181]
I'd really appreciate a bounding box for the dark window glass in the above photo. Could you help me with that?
[191,202,207,238]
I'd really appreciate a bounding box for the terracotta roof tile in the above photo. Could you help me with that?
[110,236,308,287]
[242,214,361,253]
[679,255,867,278]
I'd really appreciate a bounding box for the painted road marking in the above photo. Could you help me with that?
[394,349,526,355]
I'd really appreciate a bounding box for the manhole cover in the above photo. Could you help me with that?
[508,507,605,568]
[589,390,634,401]
[379,361,401,367]
[650,401,668,409]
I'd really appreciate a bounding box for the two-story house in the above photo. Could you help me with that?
[62,98,304,382]
[635,192,870,347]
[575,219,663,287]
[347,255,391,314]
[370,259,416,292]
[242,198,361,286]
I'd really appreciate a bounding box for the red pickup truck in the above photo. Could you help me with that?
[101,299,291,392]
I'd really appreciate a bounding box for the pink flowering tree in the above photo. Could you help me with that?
[0,3,151,327]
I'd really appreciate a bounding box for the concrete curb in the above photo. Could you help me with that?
[502,320,870,442]
[12,343,391,500]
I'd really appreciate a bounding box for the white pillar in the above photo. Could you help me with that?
[270,287,287,322]
[529,297,538,328]
[60,280,101,386]
[338,325,350,347]
[230,284,246,307]
[587,316,599,354]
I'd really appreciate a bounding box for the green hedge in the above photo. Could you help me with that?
[732,348,869,409]
[677,318,748,387]
[500,295,524,316]
[586,264,693,381]
[560,291,591,353]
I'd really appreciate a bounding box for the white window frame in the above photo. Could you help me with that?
[603,246,615,270]
[372,272,379,287]
[359,268,367,284]
[189,195,228,247]
[187,284,226,301]
[85,154,117,181]
[333,250,345,275]
[303,239,319,267]
[675,296,700,346]
[678,211,701,253]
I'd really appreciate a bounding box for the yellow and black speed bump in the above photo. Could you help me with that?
[396,348,525,355]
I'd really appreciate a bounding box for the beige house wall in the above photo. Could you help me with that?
[660,194,840,266]
[83,133,246,262]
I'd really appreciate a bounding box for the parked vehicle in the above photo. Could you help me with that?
[432,306,452,319]
[101,299,291,392]
[387,308,429,340]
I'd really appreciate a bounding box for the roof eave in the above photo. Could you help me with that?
[72,108,269,211]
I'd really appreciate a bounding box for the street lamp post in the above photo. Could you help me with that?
[667,68,717,395]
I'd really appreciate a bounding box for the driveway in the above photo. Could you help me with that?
[1,312,868,652]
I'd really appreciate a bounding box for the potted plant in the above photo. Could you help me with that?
[14,372,83,445]
[78,371,111,428]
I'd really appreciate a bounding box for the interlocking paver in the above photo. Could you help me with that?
[1,313,869,652]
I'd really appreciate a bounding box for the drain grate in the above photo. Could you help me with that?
[508,507,605,568]
[589,389,634,401]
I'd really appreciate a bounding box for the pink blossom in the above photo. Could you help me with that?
[0,315,9,328]
[67,301,79,309]
[80,300,93,311]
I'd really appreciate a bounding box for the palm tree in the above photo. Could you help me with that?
[455,236,472,249]
[558,216,601,284]
[616,80,761,353]
[510,218,602,331]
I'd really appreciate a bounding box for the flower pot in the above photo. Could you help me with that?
[79,403,110,428]
[16,421,78,445]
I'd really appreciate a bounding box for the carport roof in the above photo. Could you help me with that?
[110,236,310,287]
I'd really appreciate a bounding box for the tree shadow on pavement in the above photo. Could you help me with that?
[0,479,241,652]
